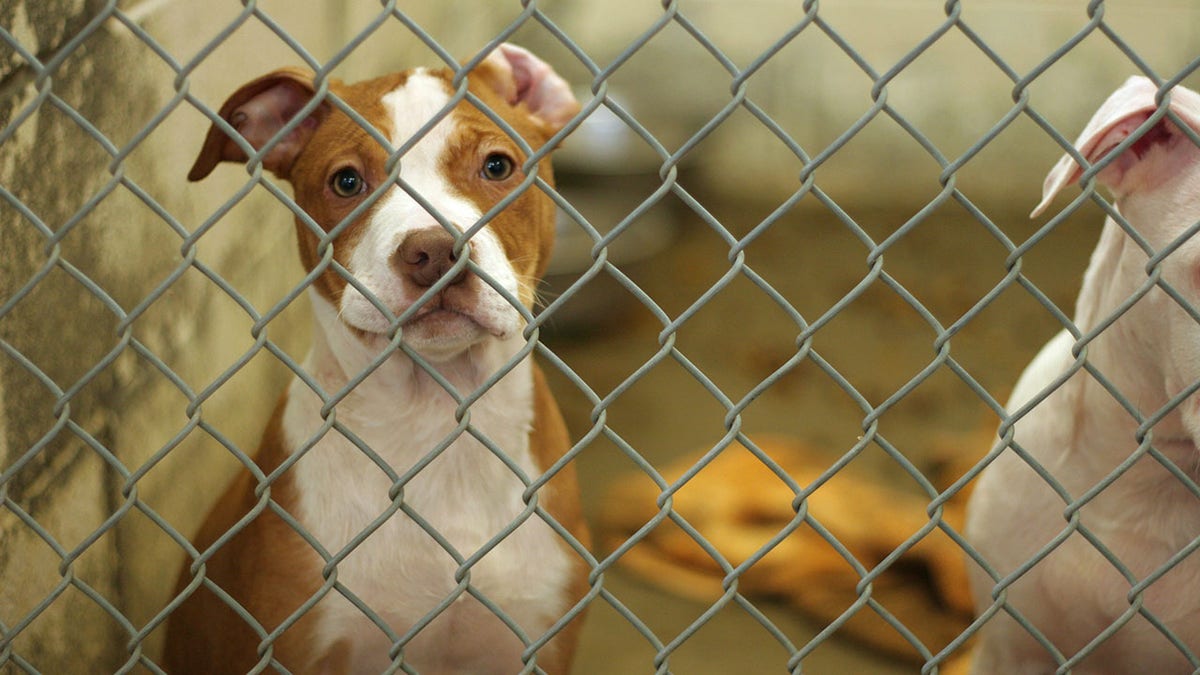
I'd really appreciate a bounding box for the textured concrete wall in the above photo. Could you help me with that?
[2,1,147,667]
[1,1,303,669]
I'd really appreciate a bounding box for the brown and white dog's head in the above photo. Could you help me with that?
[189,44,578,363]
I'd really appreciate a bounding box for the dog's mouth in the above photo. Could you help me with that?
[344,289,514,357]
[404,302,488,335]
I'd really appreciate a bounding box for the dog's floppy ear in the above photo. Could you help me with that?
[189,67,329,182]
[472,43,580,134]
[1032,76,1200,217]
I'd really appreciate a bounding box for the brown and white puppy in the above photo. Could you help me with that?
[163,44,588,674]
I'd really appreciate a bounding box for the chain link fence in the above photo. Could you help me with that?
[2,1,1200,673]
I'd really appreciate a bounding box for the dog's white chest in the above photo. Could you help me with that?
[282,354,573,672]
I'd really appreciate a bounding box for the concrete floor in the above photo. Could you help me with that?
[539,177,1097,673]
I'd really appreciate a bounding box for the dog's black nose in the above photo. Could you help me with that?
[394,228,468,288]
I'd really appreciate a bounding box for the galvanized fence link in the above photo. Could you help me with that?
[2,0,1200,673]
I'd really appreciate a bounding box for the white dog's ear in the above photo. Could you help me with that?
[474,43,580,133]
[1032,76,1200,218]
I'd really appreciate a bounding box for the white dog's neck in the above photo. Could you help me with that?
[1072,214,1200,471]
[1070,119,1200,465]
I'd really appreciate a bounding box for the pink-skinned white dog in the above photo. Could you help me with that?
[965,76,1200,673]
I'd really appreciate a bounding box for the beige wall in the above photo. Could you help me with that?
[531,0,1200,211]
[3,2,152,666]
[1,0,1197,670]
[2,0,303,668]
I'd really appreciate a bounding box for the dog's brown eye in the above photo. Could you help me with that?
[330,168,365,197]
[481,153,514,181]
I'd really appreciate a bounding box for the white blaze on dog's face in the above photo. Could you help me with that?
[1033,75,1200,438]
[188,45,579,363]
[334,72,522,360]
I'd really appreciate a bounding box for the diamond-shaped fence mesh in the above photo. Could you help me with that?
[3,1,1200,673]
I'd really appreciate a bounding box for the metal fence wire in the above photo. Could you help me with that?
[2,0,1200,673]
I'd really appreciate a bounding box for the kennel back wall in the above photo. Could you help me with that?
[2,0,1199,672]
